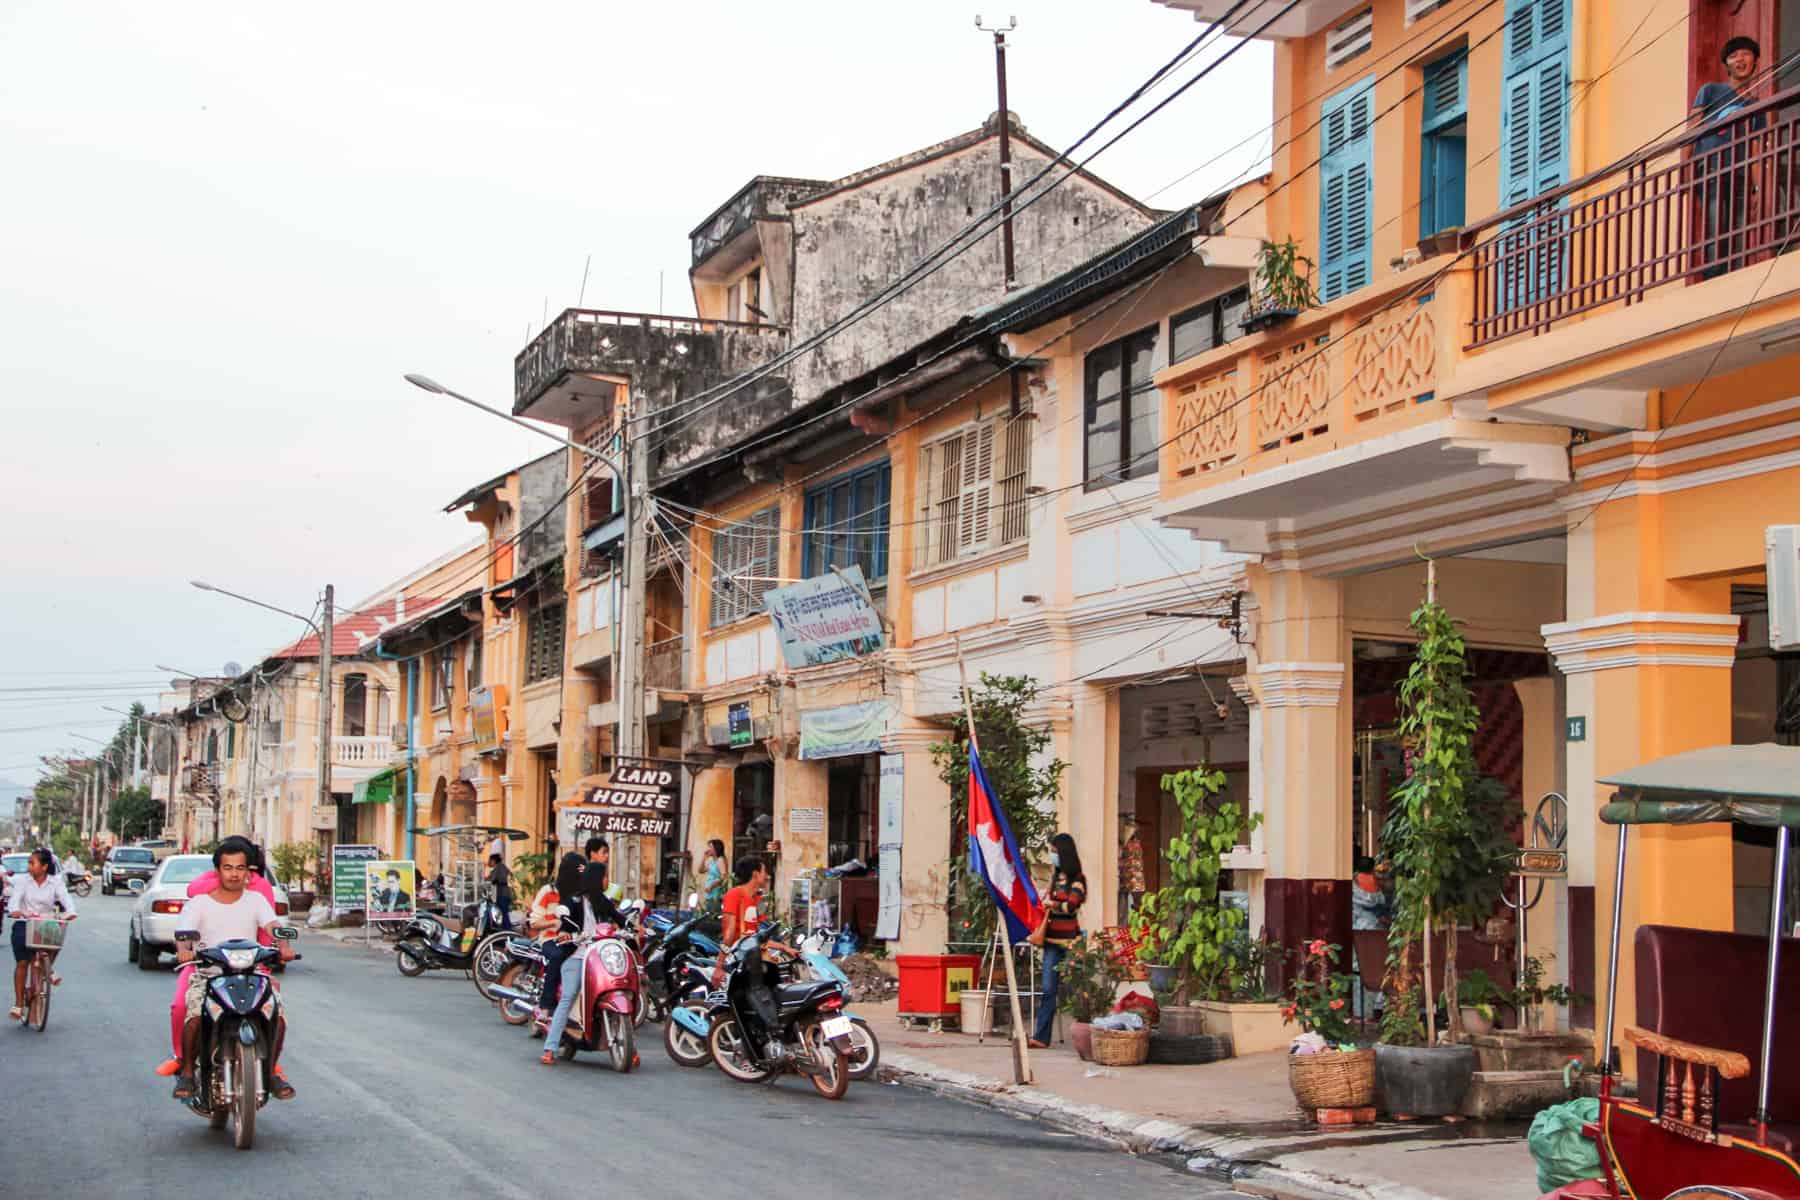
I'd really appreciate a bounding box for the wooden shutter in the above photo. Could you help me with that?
[1404,0,1444,23]
[747,507,779,615]
[957,420,995,555]
[1421,52,1468,234]
[1319,79,1375,302]
[1497,0,1570,304]
[930,432,965,567]
[993,413,1031,548]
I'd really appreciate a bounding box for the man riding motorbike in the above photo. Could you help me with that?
[170,837,294,1102]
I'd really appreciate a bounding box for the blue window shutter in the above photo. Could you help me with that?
[1500,0,1569,201]
[1421,52,1468,233]
[1319,78,1375,302]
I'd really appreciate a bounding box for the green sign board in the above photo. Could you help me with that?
[1566,716,1587,743]
[331,844,380,912]
[728,701,753,748]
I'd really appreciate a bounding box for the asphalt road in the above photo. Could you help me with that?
[2,896,1225,1198]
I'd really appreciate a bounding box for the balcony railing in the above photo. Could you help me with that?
[514,308,787,411]
[1466,86,1800,348]
[312,734,393,768]
[1164,276,1445,485]
[183,763,217,795]
[645,636,684,692]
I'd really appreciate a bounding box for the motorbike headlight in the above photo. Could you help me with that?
[597,940,630,976]
[223,948,259,972]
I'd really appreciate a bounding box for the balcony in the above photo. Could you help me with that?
[313,735,393,770]
[513,308,789,427]
[1153,0,1362,40]
[645,636,684,693]
[1157,267,1569,571]
[183,763,217,795]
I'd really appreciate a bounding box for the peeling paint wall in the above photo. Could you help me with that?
[517,454,567,573]
[788,137,1155,402]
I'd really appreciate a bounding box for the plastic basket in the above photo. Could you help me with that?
[23,918,67,951]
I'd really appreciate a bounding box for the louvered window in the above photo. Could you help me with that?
[1420,50,1469,234]
[1083,327,1159,489]
[1496,0,1571,306]
[802,460,890,583]
[710,506,780,627]
[1405,0,1446,23]
[1319,78,1376,301]
[915,411,1032,568]
[525,599,566,684]
[1325,8,1374,71]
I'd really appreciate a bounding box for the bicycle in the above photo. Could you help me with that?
[17,914,74,1032]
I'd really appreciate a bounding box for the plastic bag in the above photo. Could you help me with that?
[1091,1011,1145,1032]
[1527,1098,1601,1194]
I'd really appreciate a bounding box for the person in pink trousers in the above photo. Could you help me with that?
[155,845,284,1083]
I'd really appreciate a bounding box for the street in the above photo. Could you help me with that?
[2,897,1220,1198]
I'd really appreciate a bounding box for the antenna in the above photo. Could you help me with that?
[578,254,592,308]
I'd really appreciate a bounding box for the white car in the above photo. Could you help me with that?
[129,854,291,971]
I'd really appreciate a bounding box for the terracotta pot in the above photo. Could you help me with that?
[1460,1007,1495,1037]
[1071,1021,1094,1061]
[287,892,315,914]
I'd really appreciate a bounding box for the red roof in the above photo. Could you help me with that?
[271,597,445,660]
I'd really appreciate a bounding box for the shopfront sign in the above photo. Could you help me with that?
[787,807,825,834]
[558,757,682,845]
[728,701,753,748]
[469,685,507,753]
[566,809,674,839]
[763,565,884,669]
[798,700,891,760]
[309,805,336,831]
[330,844,380,912]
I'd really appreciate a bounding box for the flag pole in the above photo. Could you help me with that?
[955,636,1033,1085]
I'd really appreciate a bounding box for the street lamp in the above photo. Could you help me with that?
[190,580,335,854]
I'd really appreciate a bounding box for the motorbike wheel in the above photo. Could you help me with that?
[606,1009,636,1074]
[845,1018,881,1081]
[631,987,649,1029]
[232,1041,259,1150]
[395,941,428,978]
[497,964,538,1027]
[73,881,91,898]
[707,1016,776,1084]
[471,932,512,1002]
[663,1008,713,1068]
[802,1021,849,1101]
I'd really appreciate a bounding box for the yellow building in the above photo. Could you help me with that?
[1151,0,1799,1050]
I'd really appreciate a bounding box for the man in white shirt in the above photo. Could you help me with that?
[172,836,293,1101]
[5,847,76,1020]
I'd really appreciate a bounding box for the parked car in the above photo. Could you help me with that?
[102,846,158,895]
[133,838,178,861]
[130,854,291,970]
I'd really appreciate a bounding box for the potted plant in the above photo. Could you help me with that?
[272,841,318,914]
[1283,938,1376,1112]
[1506,954,1591,1034]
[1056,933,1123,1061]
[1130,765,1262,1041]
[1242,238,1316,333]
[1374,586,1503,1117]
[1451,967,1503,1037]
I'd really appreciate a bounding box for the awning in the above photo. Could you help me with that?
[352,768,398,805]
[1599,744,1800,828]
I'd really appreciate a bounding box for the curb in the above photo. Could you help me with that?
[878,1053,1434,1200]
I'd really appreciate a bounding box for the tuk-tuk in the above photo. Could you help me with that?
[408,824,529,911]
[1576,744,1798,1200]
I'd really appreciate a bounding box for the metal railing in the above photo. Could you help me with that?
[1467,86,1800,347]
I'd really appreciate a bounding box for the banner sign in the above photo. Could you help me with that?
[798,700,890,760]
[470,685,506,753]
[365,860,417,921]
[876,754,903,940]
[566,809,674,839]
[572,759,678,812]
[331,844,380,912]
[763,564,884,669]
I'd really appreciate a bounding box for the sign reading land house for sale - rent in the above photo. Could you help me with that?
[763,564,884,669]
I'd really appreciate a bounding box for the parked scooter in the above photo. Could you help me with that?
[495,914,643,1072]
[791,950,880,1081]
[393,898,509,993]
[662,952,720,1067]
[491,935,548,1027]
[641,911,722,1023]
[702,923,855,1099]
[168,924,300,1150]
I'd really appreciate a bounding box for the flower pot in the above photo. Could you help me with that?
[1374,1043,1478,1118]
[1071,1021,1094,1061]
[1145,963,1178,994]
[1195,999,1286,1056]
[1459,1006,1495,1037]
[1159,1005,1208,1037]
[287,891,315,914]
[1242,306,1300,334]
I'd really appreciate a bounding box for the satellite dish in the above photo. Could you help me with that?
[222,661,243,678]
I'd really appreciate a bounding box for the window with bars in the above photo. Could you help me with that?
[802,460,890,583]
[432,647,456,710]
[525,599,566,684]
[1084,327,1160,488]
[1170,287,1250,364]
[710,506,780,627]
[915,411,1031,569]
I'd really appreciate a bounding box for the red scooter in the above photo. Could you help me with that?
[535,922,642,1072]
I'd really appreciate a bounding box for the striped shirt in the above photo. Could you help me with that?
[1044,872,1086,946]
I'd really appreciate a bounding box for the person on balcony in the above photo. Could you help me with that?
[1693,36,1766,278]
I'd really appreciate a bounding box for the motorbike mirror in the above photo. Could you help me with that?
[127,878,147,894]
[270,925,300,941]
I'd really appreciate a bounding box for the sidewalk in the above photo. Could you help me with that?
[862,999,1542,1200]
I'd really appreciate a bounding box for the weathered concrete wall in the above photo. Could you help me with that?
[788,133,1155,403]
[517,454,567,574]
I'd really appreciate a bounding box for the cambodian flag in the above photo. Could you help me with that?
[967,747,1043,942]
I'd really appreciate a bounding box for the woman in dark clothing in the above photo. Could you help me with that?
[534,852,586,1030]
[1030,832,1087,1048]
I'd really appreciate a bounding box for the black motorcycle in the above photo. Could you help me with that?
[393,899,513,998]
[491,935,549,1027]
[63,865,92,898]
[661,951,720,1068]
[641,911,722,1023]
[170,925,299,1150]
[702,923,855,1100]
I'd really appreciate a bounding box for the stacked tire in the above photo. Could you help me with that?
[1146,1031,1233,1065]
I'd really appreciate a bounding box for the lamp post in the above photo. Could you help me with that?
[191,581,333,856]
[402,373,643,764]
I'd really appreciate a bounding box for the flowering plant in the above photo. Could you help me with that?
[1281,939,1358,1047]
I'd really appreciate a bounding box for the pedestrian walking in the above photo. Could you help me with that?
[487,853,514,931]
[1029,832,1086,1049]
[700,838,727,913]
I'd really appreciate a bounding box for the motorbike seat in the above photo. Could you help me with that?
[506,936,539,956]
[774,980,841,1011]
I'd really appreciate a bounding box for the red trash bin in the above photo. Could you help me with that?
[895,954,980,1025]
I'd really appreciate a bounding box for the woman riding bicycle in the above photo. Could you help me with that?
[6,848,76,1020]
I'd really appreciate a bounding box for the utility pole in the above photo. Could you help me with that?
[976,15,1019,290]
[317,584,335,863]
[619,405,647,761]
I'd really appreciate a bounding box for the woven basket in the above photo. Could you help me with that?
[1288,1047,1376,1110]
[1089,1026,1151,1067]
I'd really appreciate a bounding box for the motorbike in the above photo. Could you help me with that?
[493,913,642,1072]
[792,950,880,1081]
[662,952,722,1068]
[169,924,300,1150]
[393,899,512,998]
[491,935,549,1027]
[63,865,92,898]
[641,911,722,1024]
[701,923,855,1100]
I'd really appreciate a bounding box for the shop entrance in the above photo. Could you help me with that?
[733,760,774,866]
[827,756,877,868]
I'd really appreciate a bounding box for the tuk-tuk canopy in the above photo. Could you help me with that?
[1600,743,1800,828]
[407,825,529,841]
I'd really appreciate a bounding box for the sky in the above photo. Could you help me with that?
[0,1,1271,790]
